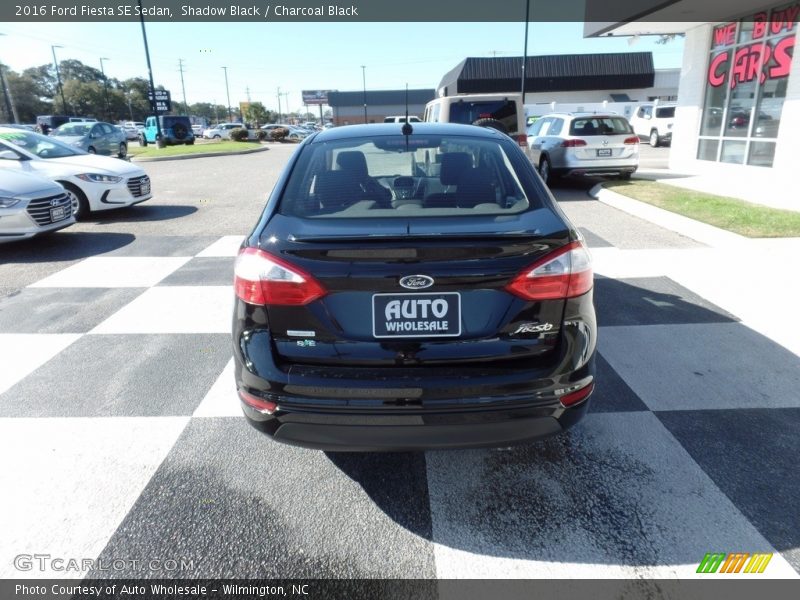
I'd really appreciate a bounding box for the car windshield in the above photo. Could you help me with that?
[568,117,633,136]
[656,107,676,118]
[52,123,92,136]
[0,130,85,158]
[279,134,534,218]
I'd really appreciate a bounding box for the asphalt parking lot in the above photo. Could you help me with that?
[1,144,798,580]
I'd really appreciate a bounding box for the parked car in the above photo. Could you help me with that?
[121,121,144,141]
[384,115,422,123]
[260,124,309,140]
[527,112,639,183]
[232,123,596,451]
[139,115,194,146]
[51,121,128,158]
[35,115,70,136]
[0,124,36,132]
[0,127,152,219]
[423,93,530,154]
[0,170,74,243]
[203,123,245,140]
[629,103,675,147]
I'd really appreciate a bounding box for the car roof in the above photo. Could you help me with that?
[535,112,626,120]
[311,122,506,143]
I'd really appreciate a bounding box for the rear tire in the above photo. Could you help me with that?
[539,156,553,185]
[87,147,96,154]
[649,130,661,147]
[472,117,509,135]
[139,135,147,147]
[118,142,127,159]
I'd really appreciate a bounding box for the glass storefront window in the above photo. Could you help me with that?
[697,3,797,166]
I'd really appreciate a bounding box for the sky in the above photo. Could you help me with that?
[0,21,684,113]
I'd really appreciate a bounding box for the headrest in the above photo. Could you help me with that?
[439,153,472,186]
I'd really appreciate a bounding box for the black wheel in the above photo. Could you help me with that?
[213,134,221,139]
[139,135,147,147]
[472,117,509,135]
[618,172,632,180]
[649,129,660,147]
[186,139,194,145]
[539,156,553,185]
[172,122,189,140]
[87,147,96,154]
[60,182,89,220]
[118,142,127,159]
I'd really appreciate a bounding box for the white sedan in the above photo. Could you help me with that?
[0,170,75,243]
[0,127,152,220]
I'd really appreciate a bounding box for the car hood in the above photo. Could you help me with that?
[0,169,64,197]
[34,154,146,177]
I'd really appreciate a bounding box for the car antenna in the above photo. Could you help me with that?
[402,83,413,150]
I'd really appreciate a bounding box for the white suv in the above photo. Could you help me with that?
[630,103,675,147]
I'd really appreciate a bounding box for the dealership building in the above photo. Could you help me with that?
[586,0,799,177]
[327,89,435,126]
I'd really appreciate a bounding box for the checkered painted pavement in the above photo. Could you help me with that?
[1,223,798,580]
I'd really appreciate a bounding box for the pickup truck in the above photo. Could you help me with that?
[139,116,194,146]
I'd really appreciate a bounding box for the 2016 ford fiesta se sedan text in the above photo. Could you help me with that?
[232,123,597,451]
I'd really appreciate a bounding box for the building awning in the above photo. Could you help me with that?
[438,53,655,95]
[328,89,435,108]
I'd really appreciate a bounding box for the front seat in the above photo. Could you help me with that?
[336,151,392,207]
[423,152,472,208]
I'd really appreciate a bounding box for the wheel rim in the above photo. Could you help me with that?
[540,160,549,181]
[65,188,81,217]
[650,131,658,146]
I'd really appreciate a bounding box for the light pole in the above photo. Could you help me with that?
[99,57,110,121]
[221,66,232,122]
[51,44,67,114]
[137,0,162,146]
[276,87,282,123]
[178,58,188,114]
[521,0,530,102]
[361,65,367,123]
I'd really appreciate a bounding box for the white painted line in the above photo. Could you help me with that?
[426,412,798,579]
[195,236,246,257]
[193,359,241,417]
[0,334,81,395]
[29,257,192,288]
[0,416,189,579]
[89,286,233,334]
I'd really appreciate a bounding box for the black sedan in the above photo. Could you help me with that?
[232,123,597,451]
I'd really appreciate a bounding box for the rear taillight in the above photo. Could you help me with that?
[234,247,326,305]
[561,139,587,147]
[515,133,528,148]
[238,389,277,414]
[558,382,594,407]
[505,241,593,301]
[624,136,639,145]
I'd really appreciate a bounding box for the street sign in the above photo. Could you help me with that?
[147,89,172,113]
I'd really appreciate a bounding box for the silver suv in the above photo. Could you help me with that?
[527,113,639,183]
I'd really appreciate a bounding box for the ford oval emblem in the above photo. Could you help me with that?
[399,275,434,290]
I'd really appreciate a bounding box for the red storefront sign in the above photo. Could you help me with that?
[708,3,798,88]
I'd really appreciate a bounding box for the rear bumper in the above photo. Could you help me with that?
[554,165,638,178]
[232,292,596,451]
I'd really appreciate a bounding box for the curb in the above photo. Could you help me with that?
[589,183,748,248]
[131,144,270,163]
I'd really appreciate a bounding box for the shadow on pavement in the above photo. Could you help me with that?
[0,231,136,263]
[87,204,198,224]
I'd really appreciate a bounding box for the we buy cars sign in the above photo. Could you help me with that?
[147,89,172,112]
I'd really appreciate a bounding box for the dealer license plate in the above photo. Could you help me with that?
[372,292,461,338]
[596,148,612,157]
[50,206,67,222]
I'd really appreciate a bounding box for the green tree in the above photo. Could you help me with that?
[243,101,270,127]
[6,70,52,122]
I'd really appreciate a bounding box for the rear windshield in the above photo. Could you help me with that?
[278,135,536,218]
[161,117,189,127]
[568,117,633,136]
[448,101,518,134]
[656,107,675,118]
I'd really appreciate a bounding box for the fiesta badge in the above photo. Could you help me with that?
[399,275,434,290]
